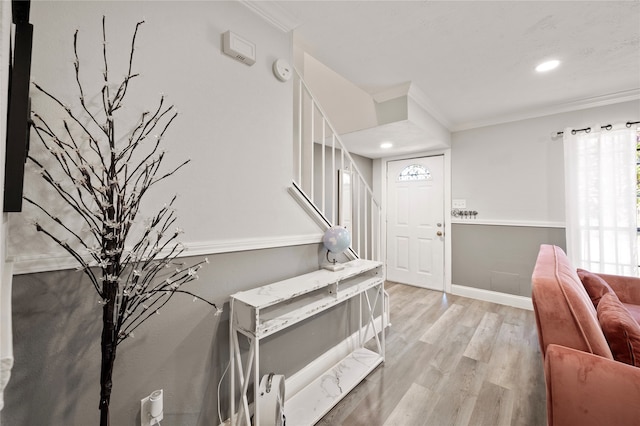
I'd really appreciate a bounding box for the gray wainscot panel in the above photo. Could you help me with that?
[452,223,566,297]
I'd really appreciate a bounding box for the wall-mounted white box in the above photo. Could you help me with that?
[452,199,466,208]
[223,31,256,66]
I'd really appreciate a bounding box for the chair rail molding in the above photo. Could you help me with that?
[10,233,324,275]
[451,219,565,228]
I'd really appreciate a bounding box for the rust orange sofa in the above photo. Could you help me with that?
[531,244,640,426]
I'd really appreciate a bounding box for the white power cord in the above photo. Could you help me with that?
[218,360,230,425]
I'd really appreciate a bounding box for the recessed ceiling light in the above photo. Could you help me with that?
[380,142,394,149]
[536,59,560,72]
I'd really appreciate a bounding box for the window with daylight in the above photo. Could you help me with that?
[564,125,638,275]
[398,164,432,181]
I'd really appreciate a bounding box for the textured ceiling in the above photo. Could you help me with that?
[274,1,640,132]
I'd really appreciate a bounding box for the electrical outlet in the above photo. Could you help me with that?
[141,389,163,426]
[452,199,466,208]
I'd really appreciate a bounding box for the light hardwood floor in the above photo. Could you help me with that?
[318,282,546,426]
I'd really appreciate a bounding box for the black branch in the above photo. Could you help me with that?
[26,17,218,426]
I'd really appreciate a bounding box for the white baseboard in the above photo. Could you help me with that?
[450,284,533,311]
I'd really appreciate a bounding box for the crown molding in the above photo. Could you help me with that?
[452,88,640,132]
[238,0,300,33]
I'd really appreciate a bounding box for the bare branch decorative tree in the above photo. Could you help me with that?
[26,17,216,425]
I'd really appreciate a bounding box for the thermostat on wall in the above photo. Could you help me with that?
[223,31,256,66]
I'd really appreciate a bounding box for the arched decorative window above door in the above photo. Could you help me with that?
[398,164,432,181]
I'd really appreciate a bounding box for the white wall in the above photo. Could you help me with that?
[301,52,378,135]
[450,100,639,301]
[407,93,452,149]
[451,100,640,225]
[7,0,320,272]
[2,2,337,425]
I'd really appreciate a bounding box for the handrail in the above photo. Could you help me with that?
[295,68,379,207]
[293,68,382,261]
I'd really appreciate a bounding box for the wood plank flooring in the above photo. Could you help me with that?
[318,282,546,426]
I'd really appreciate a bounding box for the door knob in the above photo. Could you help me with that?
[436,231,443,236]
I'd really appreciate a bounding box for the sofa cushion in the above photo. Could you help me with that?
[622,302,640,325]
[577,268,615,308]
[532,245,613,359]
[597,293,640,367]
[593,272,640,305]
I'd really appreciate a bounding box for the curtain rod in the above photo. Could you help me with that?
[554,121,640,137]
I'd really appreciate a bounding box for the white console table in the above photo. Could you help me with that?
[229,259,386,426]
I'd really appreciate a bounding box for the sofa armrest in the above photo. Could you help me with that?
[596,273,640,304]
[545,344,640,426]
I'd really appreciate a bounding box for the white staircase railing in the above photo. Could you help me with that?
[292,69,382,262]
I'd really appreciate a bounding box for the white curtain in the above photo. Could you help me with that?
[564,124,638,276]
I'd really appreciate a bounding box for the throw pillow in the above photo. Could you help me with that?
[577,268,614,308]
[597,292,640,367]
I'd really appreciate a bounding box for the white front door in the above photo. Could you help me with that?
[386,156,444,290]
